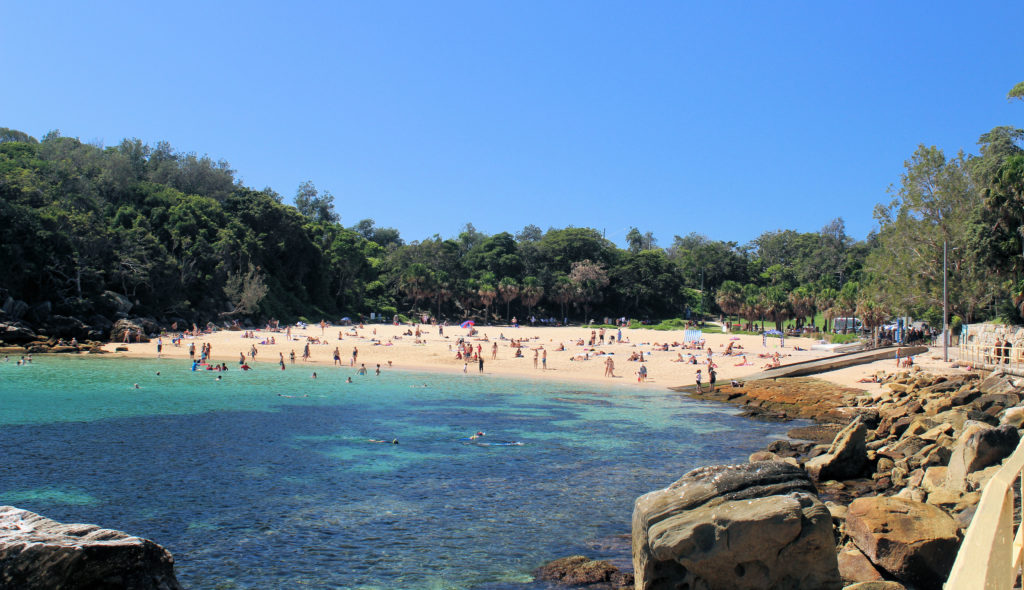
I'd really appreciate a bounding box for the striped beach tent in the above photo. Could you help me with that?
[683,329,702,343]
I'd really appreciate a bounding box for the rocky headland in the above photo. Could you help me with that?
[540,367,1023,590]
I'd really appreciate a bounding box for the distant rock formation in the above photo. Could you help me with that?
[631,462,841,590]
[0,506,182,590]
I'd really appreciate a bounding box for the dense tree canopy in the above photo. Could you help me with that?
[3,103,1024,332]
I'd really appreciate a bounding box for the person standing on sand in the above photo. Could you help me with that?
[492,342,498,360]
[638,364,647,382]
[351,346,359,366]
[542,348,547,370]
[333,347,341,366]
[279,352,285,370]
[189,342,195,360]
[479,356,484,372]
[533,349,539,369]
[695,369,703,393]
[604,356,615,377]
[709,367,717,392]
[156,338,163,358]
[290,349,296,363]
[302,343,311,362]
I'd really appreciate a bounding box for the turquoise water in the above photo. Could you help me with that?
[0,357,798,589]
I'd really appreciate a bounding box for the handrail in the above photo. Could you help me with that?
[945,438,1024,589]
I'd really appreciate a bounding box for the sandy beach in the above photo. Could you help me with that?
[97,322,948,390]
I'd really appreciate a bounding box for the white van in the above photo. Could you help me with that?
[833,317,862,333]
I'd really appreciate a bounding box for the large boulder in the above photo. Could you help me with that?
[0,322,37,345]
[805,416,868,481]
[846,496,960,590]
[977,371,1018,396]
[110,319,150,343]
[632,462,841,590]
[946,423,1020,490]
[0,506,182,590]
[1,297,29,320]
[100,290,134,315]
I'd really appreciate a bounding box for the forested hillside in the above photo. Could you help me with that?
[1,116,1022,342]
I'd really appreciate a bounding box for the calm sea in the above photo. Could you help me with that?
[0,356,798,589]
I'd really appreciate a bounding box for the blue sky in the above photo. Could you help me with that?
[4,1,1023,247]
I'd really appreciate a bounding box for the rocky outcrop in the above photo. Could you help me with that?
[111,318,151,343]
[805,416,868,481]
[846,496,960,590]
[0,506,182,590]
[632,462,841,590]
[946,422,1019,490]
[535,555,632,587]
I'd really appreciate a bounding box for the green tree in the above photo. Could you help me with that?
[569,260,610,323]
[294,180,339,224]
[497,277,520,321]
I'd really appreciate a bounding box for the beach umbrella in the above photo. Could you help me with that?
[461,320,475,328]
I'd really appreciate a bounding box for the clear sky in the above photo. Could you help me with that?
[4,1,1023,247]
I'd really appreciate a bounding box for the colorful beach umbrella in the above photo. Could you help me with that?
[461,320,475,328]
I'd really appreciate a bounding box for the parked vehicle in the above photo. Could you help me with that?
[833,317,863,333]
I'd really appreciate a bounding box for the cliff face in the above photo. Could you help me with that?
[0,506,182,590]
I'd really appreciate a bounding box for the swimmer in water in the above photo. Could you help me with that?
[312,372,317,379]
[469,431,485,440]
[216,375,222,381]
[369,438,399,444]
[133,383,140,389]
[346,377,353,383]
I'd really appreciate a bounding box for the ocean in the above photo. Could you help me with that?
[0,356,798,589]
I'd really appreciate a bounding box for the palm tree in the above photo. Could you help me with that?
[477,282,497,324]
[498,277,520,322]
[433,271,453,321]
[789,286,815,330]
[715,280,743,326]
[856,296,888,346]
[520,276,544,319]
[764,286,791,331]
[816,288,838,333]
[551,274,574,323]
[400,263,434,312]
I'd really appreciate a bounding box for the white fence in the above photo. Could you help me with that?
[945,439,1024,589]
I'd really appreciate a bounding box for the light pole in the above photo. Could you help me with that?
[943,241,948,362]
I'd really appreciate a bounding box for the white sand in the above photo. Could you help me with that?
[102,323,842,389]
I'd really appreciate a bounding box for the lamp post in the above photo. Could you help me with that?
[943,241,948,362]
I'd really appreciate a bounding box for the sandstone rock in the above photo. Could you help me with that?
[946,423,1020,490]
[632,462,841,590]
[0,322,37,345]
[978,372,1017,396]
[535,555,629,586]
[919,423,953,442]
[1,297,28,320]
[101,290,134,315]
[976,392,1021,411]
[1000,406,1024,428]
[0,506,181,590]
[921,466,947,493]
[805,416,868,482]
[838,542,884,584]
[111,319,151,343]
[966,463,1002,492]
[950,388,982,407]
[842,582,906,590]
[846,496,960,590]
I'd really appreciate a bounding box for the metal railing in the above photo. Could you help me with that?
[945,439,1024,589]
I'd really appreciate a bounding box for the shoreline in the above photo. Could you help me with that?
[93,322,868,391]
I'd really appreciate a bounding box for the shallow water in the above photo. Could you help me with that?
[0,357,799,589]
